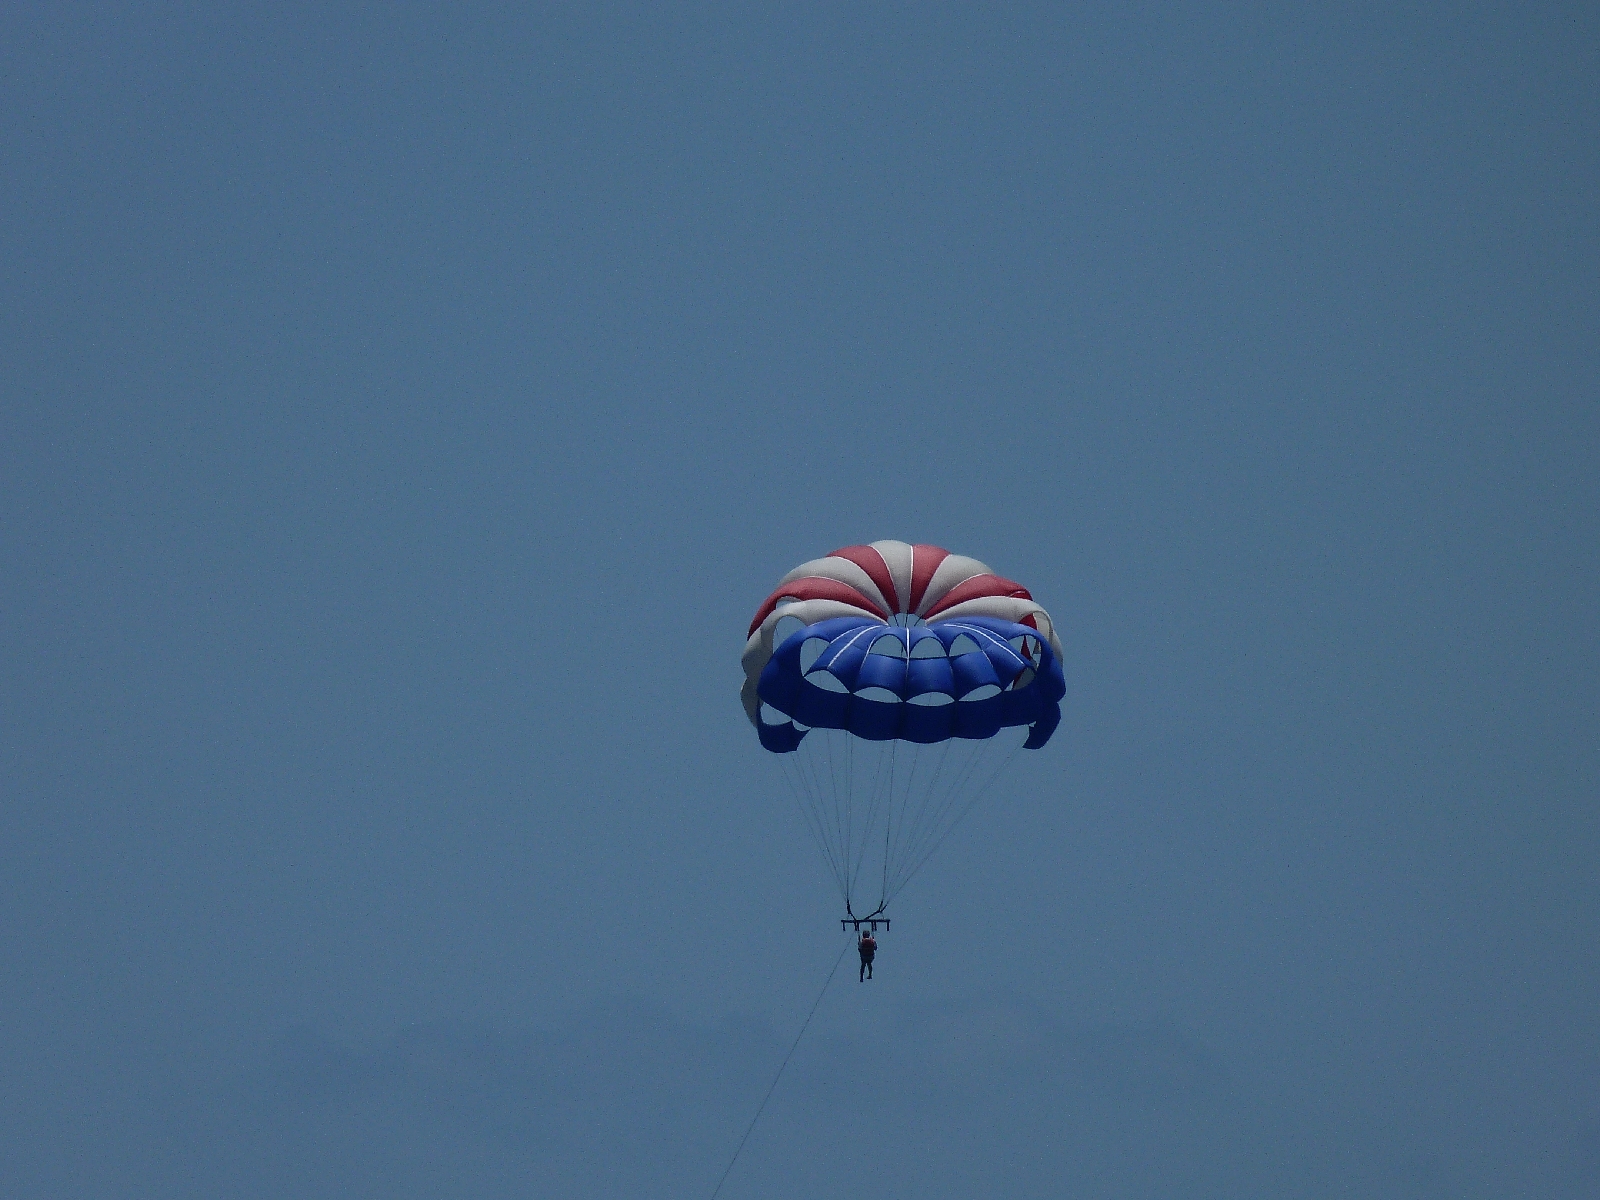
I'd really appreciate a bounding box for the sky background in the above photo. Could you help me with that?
[3,3,1597,1197]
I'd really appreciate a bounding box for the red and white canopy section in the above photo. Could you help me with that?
[741,540,1063,725]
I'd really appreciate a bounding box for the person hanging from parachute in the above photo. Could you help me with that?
[858,928,877,981]
[740,541,1066,944]
[707,543,1065,1200]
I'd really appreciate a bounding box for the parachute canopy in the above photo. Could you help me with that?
[741,542,1066,916]
[741,541,1065,753]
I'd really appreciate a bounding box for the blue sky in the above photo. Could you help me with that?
[4,4,1597,1197]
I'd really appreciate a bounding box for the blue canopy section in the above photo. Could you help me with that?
[755,615,1065,753]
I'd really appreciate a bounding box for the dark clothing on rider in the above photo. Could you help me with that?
[858,934,876,981]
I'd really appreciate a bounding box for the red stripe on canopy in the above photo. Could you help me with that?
[747,577,888,635]
[907,544,951,614]
[828,544,903,613]
[921,573,1033,618]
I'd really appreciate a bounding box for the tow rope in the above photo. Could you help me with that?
[709,942,851,1199]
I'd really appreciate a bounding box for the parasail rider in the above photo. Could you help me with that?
[858,930,877,981]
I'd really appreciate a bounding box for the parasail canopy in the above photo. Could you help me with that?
[740,541,1066,916]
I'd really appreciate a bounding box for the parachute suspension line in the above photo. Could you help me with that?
[888,735,952,890]
[799,738,851,905]
[916,735,999,861]
[888,747,1014,904]
[865,739,893,899]
[828,732,849,907]
[786,753,838,898]
[894,736,989,885]
[785,752,830,895]
[883,732,908,896]
[827,743,851,901]
[896,742,934,902]
[843,738,880,909]
[812,733,840,903]
[886,733,964,895]
[882,784,893,909]
[848,736,895,908]
[878,741,922,911]
[779,752,846,903]
[887,734,1001,901]
[800,748,838,876]
[883,739,940,896]
[885,734,1026,905]
[821,736,851,904]
[708,941,850,1200]
[824,731,861,912]
[782,721,1028,919]
[857,742,896,908]
[843,733,855,909]
[877,739,904,903]
[880,736,921,907]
